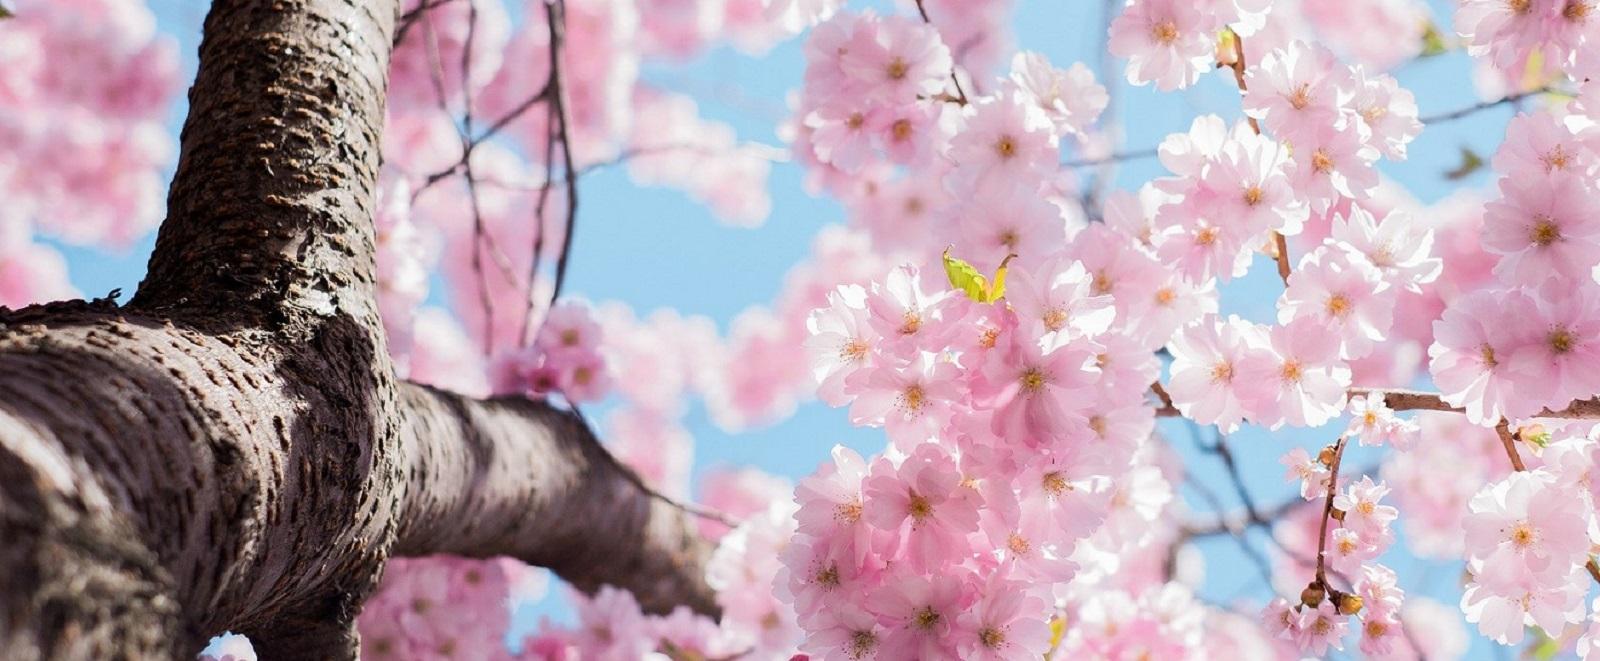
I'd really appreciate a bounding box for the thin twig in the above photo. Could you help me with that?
[546,0,580,303]
[1063,147,1159,168]
[394,0,456,46]
[1149,381,1176,415]
[912,0,969,105]
[1420,87,1554,124]
[1313,436,1349,588]
[1154,386,1600,420]
[1225,33,1289,283]
[1495,419,1526,472]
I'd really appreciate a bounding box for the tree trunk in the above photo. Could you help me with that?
[0,1,715,659]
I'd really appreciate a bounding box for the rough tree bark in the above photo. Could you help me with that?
[0,1,716,659]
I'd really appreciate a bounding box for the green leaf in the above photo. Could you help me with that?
[1419,22,1448,58]
[989,253,1015,302]
[0,6,13,19]
[1528,627,1560,660]
[943,247,990,302]
[1444,146,1483,181]
[943,248,1016,303]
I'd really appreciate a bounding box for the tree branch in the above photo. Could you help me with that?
[1155,386,1600,420]
[1,1,720,658]
[133,0,395,331]
[393,384,718,614]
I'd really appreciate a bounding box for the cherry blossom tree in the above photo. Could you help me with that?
[14,0,1600,659]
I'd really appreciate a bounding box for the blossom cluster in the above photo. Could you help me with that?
[0,0,180,307]
[1461,433,1600,646]
[1429,89,1600,425]
[489,300,613,403]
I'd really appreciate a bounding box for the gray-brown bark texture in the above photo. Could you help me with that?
[0,1,716,658]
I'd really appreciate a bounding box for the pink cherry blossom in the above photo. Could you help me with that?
[1236,317,1352,429]
[945,89,1059,196]
[1481,171,1600,287]
[1464,470,1590,574]
[1329,204,1441,293]
[1006,52,1108,137]
[805,285,876,406]
[1278,242,1395,360]
[1004,257,1116,342]
[1107,0,1221,91]
[863,568,969,660]
[1428,288,1538,425]
[850,353,962,447]
[1242,42,1345,148]
[838,15,952,105]
[1492,111,1593,176]
[1280,447,1330,500]
[952,573,1053,660]
[1166,315,1261,433]
[861,443,982,570]
[974,331,1102,448]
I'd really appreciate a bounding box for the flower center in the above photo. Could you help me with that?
[995,136,1018,158]
[1155,287,1176,305]
[1311,615,1333,635]
[913,606,942,630]
[1542,145,1574,171]
[1007,533,1032,555]
[1042,308,1069,331]
[900,310,922,335]
[1566,0,1592,21]
[1325,293,1352,318]
[846,112,866,129]
[899,385,926,412]
[1288,84,1312,110]
[979,627,1006,648]
[998,229,1019,248]
[1510,521,1537,548]
[1243,185,1264,206]
[1020,368,1048,394]
[849,630,877,658]
[815,564,841,588]
[1363,411,1378,427]
[1280,359,1303,383]
[891,118,913,142]
[1042,471,1069,495]
[886,57,909,80]
[1092,272,1114,296]
[1088,415,1107,437]
[1210,361,1234,384]
[1508,0,1532,15]
[1364,619,1388,639]
[979,327,1000,349]
[1530,216,1562,246]
[1358,501,1375,515]
[560,329,581,346]
[1480,343,1499,368]
[907,493,933,522]
[840,339,868,362]
[1151,20,1179,44]
[836,499,863,523]
[1311,148,1334,173]
[1194,226,1219,246]
[1549,327,1575,354]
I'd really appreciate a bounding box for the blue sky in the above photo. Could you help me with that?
[104,0,1524,653]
